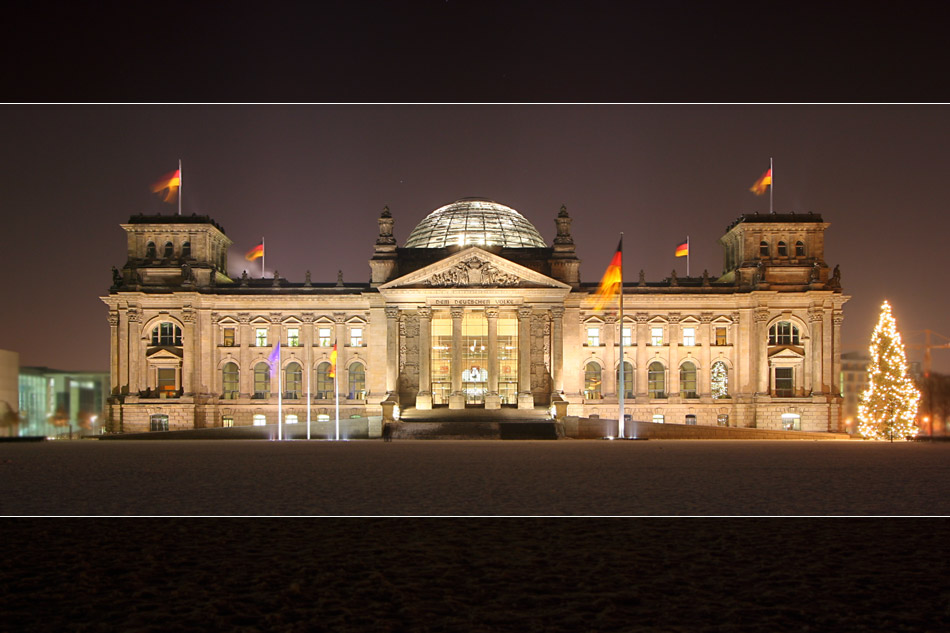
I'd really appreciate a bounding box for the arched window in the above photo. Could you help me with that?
[769,321,800,345]
[711,360,729,399]
[795,241,805,257]
[680,361,697,398]
[151,323,182,346]
[648,361,665,399]
[348,362,366,399]
[777,241,787,257]
[163,242,174,258]
[284,362,302,398]
[316,362,333,399]
[584,361,602,399]
[616,361,634,399]
[759,241,770,257]
[145,242,157,258]
[181,241,191,258]
[222,362,239,399]
[253,362,270,398]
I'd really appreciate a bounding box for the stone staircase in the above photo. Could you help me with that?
[392,407,558,440]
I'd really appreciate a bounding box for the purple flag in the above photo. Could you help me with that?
[267,341,280,369]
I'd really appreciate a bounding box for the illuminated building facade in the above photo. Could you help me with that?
[102,198,849,435]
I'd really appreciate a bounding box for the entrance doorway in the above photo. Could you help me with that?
[462,312,488,404]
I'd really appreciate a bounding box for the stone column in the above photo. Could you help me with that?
[700,313,712,397]
[808,308,823,395]
[731,312,743,395]
[754,309,770,395]
[128,308,142,394]
[604,314,617,397]
[385,307,400,394]
[518,306,534,409]
[182,308,196,395]
[334,312,346,396]
[551,307,564,393]
[635,313,649,398]
[668,313,681,398]
[449,307,465,409]
[108,312,119,395]
[485,308,501,409]
[416,307,432,409]
[238,313,251,397]
[302,314,314,409]
[269,313,282,398]
[831,311,844,397]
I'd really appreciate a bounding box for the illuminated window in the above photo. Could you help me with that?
[181,241,191,258]
[287,328,299,347]
[775,367,794,397]
[151,323,182,346]
[682,327,695,346]
[584,361,602,399]
[711,361,729,399]
[222,416,233,428]
[145,242,157,258]
[253,414,266,426]
[350,327,363,347]
[777,241,787,257]
[715,326,727,346]
[253,362,270,398]
[616,361,633,398]
[317,414,330,422]
[648,362,665,398]
[255,328,268,347]
[157,368,176,394]
[782,413,801,431]
[316,362,333,399]
[652,414,665,424]
[223,328,236,346]
[318,327,332,346]
[348,362,366,399]
[759,241,769,257]
[769,322,800,345]
[149,414,168,432]
[680,361,697,398]
[621,326,632,346]
[285,414,298,425]
[795,241,805,257]
[222,362,239,399]
[717,414,729,426]
[163,242,174,258]
[586,327,600,346]
[651,327,663,346]
[285,362,302,398]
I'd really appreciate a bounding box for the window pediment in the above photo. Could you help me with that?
[768,346,805,359]
[146,347,183,360]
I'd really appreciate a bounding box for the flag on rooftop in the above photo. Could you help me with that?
[593,237,623,310]
[675,239,689,257]
[245,242,264,261]
[151,169,181,203]
[749,167,772,196]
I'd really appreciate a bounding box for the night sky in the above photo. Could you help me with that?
[2,104,948,372]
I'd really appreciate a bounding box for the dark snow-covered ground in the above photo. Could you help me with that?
[3,441,949,632]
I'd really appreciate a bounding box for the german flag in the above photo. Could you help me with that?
[675,240,688,257]
[593,237,622,310]
[749,168,772,196]
[245,243,264,261]
[151,169,181,202]
[328,343,338,378]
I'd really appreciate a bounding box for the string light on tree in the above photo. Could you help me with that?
[857,300,920,441]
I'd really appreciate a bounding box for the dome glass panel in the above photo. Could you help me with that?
[404,198,547,249]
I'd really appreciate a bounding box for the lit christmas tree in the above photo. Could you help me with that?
[858,301,920,441]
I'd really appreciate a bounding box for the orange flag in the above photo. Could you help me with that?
[328,344,338,378]
[593,238,623,310]
[749,168,772,195]
[151,169,181,202]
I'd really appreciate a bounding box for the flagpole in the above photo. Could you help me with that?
[278,343,283,441]
[686,235,690,277]
[618,233,624,439]
[335,343,340,441]
[261,236,265,278]
[178,159,182,216]
[306,350,311,441]
[769,157,773,214]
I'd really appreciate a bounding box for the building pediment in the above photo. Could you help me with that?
[379,247,571,291]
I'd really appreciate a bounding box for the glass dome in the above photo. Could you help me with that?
[404,198,547,249]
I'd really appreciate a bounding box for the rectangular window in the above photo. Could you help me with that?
[717,414,729,427]
[253,414,266,426]
[586,327,600,346]
[255,328,268,347]
[775,367,794,397]
[652,414,665,424]
[682,327,695,346]
[288,328,299,347]
[715,327,727,346]
[350,327,363,347]
[318,327,332,347]
[157,368,176,394]
[223,328,235,346]
[685,414,697,425]
[222,416,234,428]
[782,413,801,431]
[651,327,663,346]
[285,414,298,425]
[149,414,169,432]
[621,326,632,346]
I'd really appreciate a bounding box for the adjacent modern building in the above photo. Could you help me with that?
[18,367,109,437]
[102,198,849,435]
[0,349,19,437]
